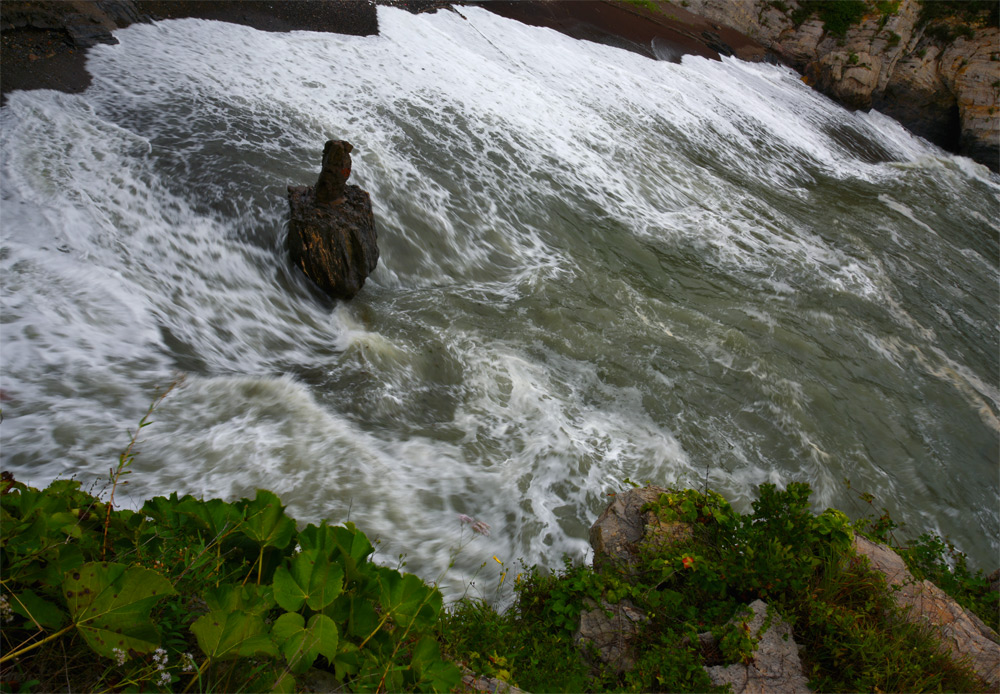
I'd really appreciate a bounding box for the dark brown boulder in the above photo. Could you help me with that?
[314,139,353,205]
[287,140,379,301]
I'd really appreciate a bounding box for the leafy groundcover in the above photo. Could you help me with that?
[2,473,996,693]
[0,475,460,692]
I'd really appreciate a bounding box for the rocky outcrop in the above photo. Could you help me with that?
[574,597,648,673]
[585,487,813,691]
[0,1,143,47]
[678,0,999,170]
[583,486,998,691]
[589,485,693,572]
[460,669,525,694]
[853,535,1000,691]
[287,140,380,301]
[704,600,812,694]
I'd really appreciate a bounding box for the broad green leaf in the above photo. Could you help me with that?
[324,594,379,639]
[271,612,339,674]
[273,550,344,612]
[270,672,296,693]
[204,583,275,616]
[4,514,47,553]
[177,497,244,540]
[329,523,374,582]
[377,569,442,629]
[297,522,337,555]
[11,589,67,629]
[238,490,296,550]
[333,642,361,681]
[409,636,462,692]
[141,493,191,528]
[191,609,277,661]
[62,562,176,657]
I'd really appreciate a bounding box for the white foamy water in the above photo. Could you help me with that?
[2,7,997,594]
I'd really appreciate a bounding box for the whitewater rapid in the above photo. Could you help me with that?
[1,6,997,595]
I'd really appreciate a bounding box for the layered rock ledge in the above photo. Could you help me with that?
[678,0,999,170]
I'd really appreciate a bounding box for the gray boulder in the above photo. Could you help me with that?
[589,486,693,572]
[705,600,812,694]
[574,598,648,673]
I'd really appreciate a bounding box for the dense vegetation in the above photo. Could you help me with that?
[0,474,461,693]
[790,0,870,36]
[1,395,995,692]
[442,484,995,692]
[918,0,999,30]
[2,471,995,692]
[786,0,996,38]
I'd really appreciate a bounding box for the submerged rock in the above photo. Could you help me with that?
[287,140,379,301]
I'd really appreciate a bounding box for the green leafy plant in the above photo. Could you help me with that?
[1,391,990,694]
[442,482,986,693]
[0,387,462,693]
[791,0,868,37]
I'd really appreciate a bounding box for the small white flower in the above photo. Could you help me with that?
[158,670,171,686]
[112,647,127,666]
[180,652,196,673]
[153,647,168,667]
[0,594,13,623]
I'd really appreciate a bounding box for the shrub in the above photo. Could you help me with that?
[442,482,987,693]
[792,0,868,37]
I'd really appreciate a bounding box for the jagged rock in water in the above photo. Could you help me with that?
[704,600,812,694]
[287,140,379,301]
[853,535,1000,690]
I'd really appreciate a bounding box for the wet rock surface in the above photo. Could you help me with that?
[287,140,380,301]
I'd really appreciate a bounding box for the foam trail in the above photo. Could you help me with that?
[1,7,997,589]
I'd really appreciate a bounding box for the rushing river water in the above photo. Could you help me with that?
[1,6,997,594]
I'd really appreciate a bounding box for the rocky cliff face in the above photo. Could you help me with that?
[678,0,999,171]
